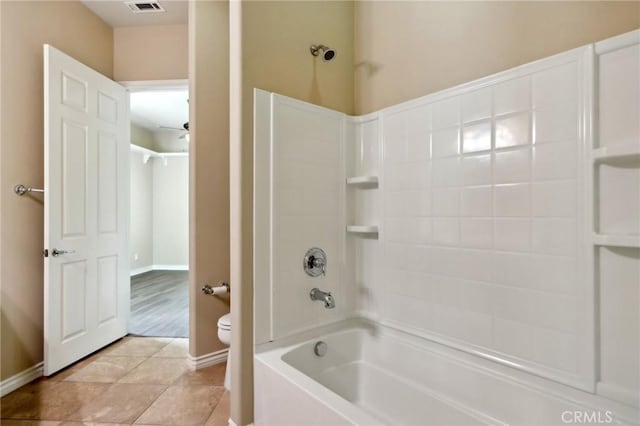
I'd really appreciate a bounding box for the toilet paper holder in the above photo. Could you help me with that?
[202,282,230,296]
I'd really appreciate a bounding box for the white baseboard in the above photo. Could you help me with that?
[151,264,189,271]
[130,264,189,276]
[130,265,154,276]
[0,362,43,397]
[187,348,228,370]
[228,420,238,426]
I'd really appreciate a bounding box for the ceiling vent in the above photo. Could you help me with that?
[125,1,165,13]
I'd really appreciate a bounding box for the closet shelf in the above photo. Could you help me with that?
[593,233,640,248]
[593,142,640,163]
[346,175,379,187]
[130,144,188,164]
[346,225,379,235]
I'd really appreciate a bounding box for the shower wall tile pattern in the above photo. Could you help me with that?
[270,96,348,339]
[368,59,586,380]
[595,40,640,406]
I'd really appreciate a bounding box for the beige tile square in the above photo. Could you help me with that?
[102,337,171,357]
[173,363,226,387]
[1,382,110,421]
[2,378,58,396]
[65,383,166,424]
[46,351,105,382]
[59,423,131,426]
[48,336,133,382]
[0,421,60,426]
[63,356,147,383]
[152,338,189,358]
[135,385,224,425]
[204,390,230,426]
[118,358,187,385]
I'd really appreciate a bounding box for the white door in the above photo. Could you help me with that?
[44,45,130,375]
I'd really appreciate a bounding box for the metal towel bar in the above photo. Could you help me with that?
[14,184,44,196]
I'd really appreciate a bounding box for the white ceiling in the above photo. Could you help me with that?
[130,89,189,132]
[80,0,187,27]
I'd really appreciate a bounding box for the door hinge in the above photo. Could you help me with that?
[43,249,49,258]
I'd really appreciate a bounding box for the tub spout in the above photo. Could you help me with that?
[310,288,335,309]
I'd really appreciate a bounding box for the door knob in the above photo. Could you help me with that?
[51,248,75,257]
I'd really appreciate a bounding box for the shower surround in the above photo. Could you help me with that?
[254,30,640,425]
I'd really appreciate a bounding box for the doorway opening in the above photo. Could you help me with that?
[126,81,189,338]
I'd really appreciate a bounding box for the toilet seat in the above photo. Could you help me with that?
[218,313,231,330]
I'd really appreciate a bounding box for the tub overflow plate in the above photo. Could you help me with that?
[314,341,328,357]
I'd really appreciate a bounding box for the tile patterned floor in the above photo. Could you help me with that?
[0,337,230,426]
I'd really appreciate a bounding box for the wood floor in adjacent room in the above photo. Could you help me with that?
[0,337,229,425]
[130,270,189,338]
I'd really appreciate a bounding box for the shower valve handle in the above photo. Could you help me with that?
[310,256,326,275]
[303,247,327,277]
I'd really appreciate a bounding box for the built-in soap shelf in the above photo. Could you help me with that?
[593,142,640,249]
[593,142,640,164]
[346,175,379,187]
[346,225,379,235]
[593,233,640,248]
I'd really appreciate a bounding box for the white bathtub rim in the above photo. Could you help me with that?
[255,317,369,354]
[256,317,639,425]
[255,354,384,425]
[258,351,503,426]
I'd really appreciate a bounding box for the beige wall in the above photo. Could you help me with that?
[152,130,189,153]
[153,157,189,267]
[114,24,188,81]
[130,151,154,271]
[231,2,355,424]
[130,154,189,271]
[131,124,156,150]
[242,1,354,115]
[188,1,230,362]
[354,1,640,114]
[0,1,113,381]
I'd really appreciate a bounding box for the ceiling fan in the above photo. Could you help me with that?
[159,122,190,140]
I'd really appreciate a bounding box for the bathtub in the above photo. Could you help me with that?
[255,319,639,426]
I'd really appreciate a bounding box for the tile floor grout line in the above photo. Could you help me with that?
[1,336,228,425]
[130,383,173,426]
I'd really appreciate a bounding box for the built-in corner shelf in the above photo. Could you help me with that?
[346,225,379,235]
[346,175,379,187]
[593,233,640,248]
[592,142,640,164]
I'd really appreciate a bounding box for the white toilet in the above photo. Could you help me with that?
[217,313,231,390]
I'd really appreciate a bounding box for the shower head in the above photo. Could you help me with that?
[310,44,336,62]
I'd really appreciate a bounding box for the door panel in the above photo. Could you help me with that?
[61,120,88,237]
[61,73,88,112]
[44,44,130,375]
[61,261,87,342]
[97,132,118,234]
[97,255,118,325]
[97,91,118,123]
